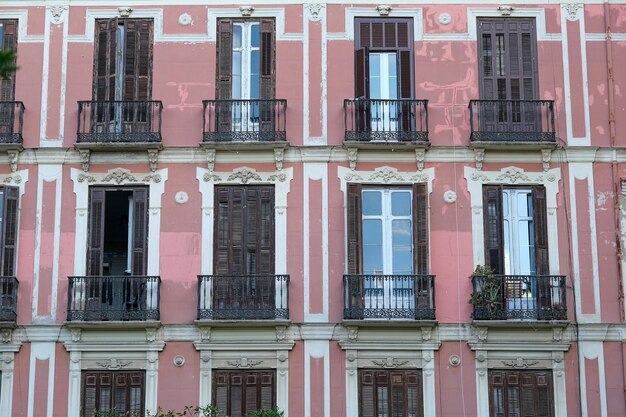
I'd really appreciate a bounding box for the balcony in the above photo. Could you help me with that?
[0,277,17,323]
[471,274,567,321]
[67,276,161,322]
[0,101,24,148]
[344,99,429,145]
[343,274,435,320]
[76,100,163,147]
[469,100,556,146]
[202,99,287,145]
[197,275,289,321]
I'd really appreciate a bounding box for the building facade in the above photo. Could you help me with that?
[0,1,625,416]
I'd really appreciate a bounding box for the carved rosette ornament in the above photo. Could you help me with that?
[240,6,255,17]
[497,5,514,16]
[118,7,133,18]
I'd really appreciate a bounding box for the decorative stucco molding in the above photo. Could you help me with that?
[306,3,325,21]
[48,5,68,24]
[376,5,392,16]
[227,358,264,369]
[96,359,132,370]
[562,3,583,21]
[118,7,133,18]
[501,358,540,369]
[239,6,255,17]
[371,358,409,369]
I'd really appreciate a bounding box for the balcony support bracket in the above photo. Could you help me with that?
[1,328,12,343]
[541,148,552,172]
[205,148,216,172]
[78,149,91,172]
[474,148,485,171]
[415,148,426,172]
[274,148,284,171]
[147,149,159,173]
[7,150,18,173]
[348,148,358,170]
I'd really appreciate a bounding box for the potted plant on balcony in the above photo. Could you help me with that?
[248,407,284,417]
[469,265,503,319]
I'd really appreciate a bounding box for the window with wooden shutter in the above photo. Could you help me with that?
[87,187,149,276]
[214,186,275,275]
[82,371,145,417]
[0,20,18,102]
[347,185,429,275]
[212,370,276,417]
[354,18,414,101]
[489,370,554,417]
[359,370,422,417]
[0,186,19,277]
[482,185,549,276]
[93,18,153,101]
[215,18,276,101]
[478,18,538,101]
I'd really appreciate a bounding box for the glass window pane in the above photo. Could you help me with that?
[363,219,383,274]
[392,219,411,245]
[363,219,382,245]
[251,23,260,48]
[362,191,382,216]
[391,192,411,216]
[517,191,531,217]
[392,246,412,275]
[233,25,242,49]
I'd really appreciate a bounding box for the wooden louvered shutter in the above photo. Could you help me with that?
[93,18,118,101]
[398,50,413,131]
[259,19,276,131]
[123,19,153,101]
[131,188,148,275]
[532,185,550,313]
[82,373,98,417]
[1,187,18,276]
[532,186,548,274]
[87,189,106,276]
[230,372,243,417]
[347,183,363,274]
[354,47,370,132]
[213,371,229,417]
[483,185,504,274]
[413,183,429,274]
[533,372,554,417]
[0,20,18,101]
[216,19,233,133]
[489,370,554,417]
[214,187,231,274]
[259,372,275,410]
[359,371,375,417]
[256,186,275,274]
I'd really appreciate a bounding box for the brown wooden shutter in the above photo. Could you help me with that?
[0,20,18,101]
[216,19,233,100]
[1,187,18,276]
[413,183,429,274]
[489,370,554,417]
[87,188,106,276]
[532,185,549,275]
[123,19,153,101]
[212,371,275,417]
[214,186,275,275]
[213,371,229,417]
[354,48,369,99]
[354,47,370,131]
[131,188,148,275]
[477,18,538,101]
[259,19,275,100]
[483,185,504,274]
[359,370,422,417]
[360,371,375,417]
[82,372,145,417]
[93,18,118,101]
[347,183,362,274]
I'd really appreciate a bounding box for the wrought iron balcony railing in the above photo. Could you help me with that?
[203,99,287,143]
[198,274,289,320]
[344,99,429,143]
[471,274,567,321]
[77,100,163,144]
[469,99,556,143]
[0,276,18,322]
[67,276,161,322]
[0,101,24,145]
[343,274,435,320]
